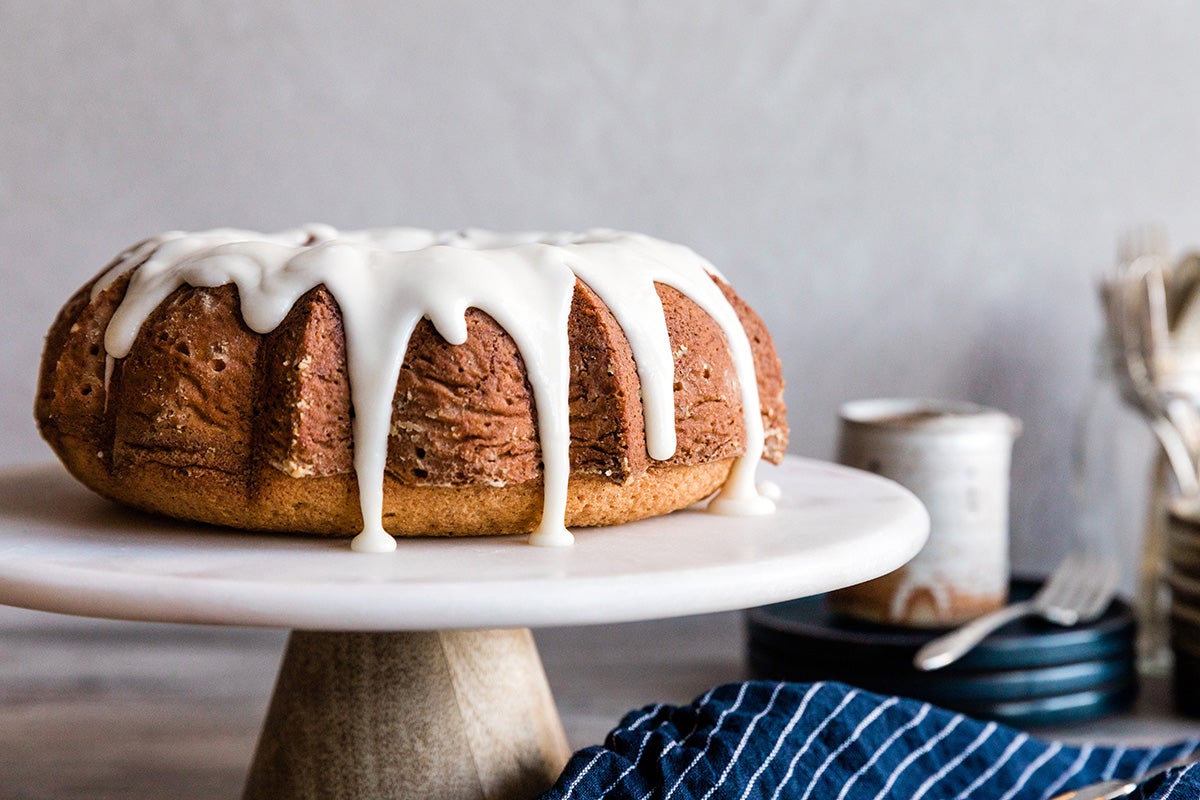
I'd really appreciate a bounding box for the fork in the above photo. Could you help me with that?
[913,553,1120,671]
[1104,256,1200,495]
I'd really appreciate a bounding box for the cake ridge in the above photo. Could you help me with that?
[66,226,779,551]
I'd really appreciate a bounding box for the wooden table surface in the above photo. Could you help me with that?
[0,606,1195,800]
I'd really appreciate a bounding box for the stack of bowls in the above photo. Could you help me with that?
[747,578,1137,727]
[1168,504,1200,715]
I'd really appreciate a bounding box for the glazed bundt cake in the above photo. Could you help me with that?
[36,226,788,551]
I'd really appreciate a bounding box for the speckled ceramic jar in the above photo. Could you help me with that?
[828,398,1021,627]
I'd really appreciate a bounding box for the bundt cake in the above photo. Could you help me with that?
[36,226,788,552]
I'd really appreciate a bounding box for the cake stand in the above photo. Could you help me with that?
[0,456,927,800]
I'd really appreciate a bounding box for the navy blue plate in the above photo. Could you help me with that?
[748,644,1133,703]
[963,683,1137,728]
[747,578,1135,672]
[746,577,1138,726]
[748,646,1135,727]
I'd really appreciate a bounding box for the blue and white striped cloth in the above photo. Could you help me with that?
[539,682,1200,800]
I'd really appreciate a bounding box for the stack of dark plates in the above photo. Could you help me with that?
[1168,511,1200,716]
[747,578,1137,728]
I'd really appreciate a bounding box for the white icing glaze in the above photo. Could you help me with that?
[95,226,775,551]
[756,480,782,502]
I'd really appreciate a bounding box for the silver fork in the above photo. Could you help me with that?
[913,554,1120,671]
[1105,255,1200,495]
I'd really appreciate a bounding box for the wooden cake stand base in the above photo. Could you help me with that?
[244,629,568,800]
[0,457,927,799]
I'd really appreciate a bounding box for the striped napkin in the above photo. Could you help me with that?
[539,681,1199,800]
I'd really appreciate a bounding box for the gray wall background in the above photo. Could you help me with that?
[3,1,1198,575]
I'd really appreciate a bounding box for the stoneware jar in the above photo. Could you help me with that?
[828,398,1021,627]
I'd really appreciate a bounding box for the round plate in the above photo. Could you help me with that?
[748,644,1132,703]
[747,579,1135,671]
[748,644,1135,727]
[963,683,1137,728]
[0,457,928,630]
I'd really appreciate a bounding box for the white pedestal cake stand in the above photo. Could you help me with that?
[0,456,926,800]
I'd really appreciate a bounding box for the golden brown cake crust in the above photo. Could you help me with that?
[51,429,734,536]
[37,264,788,537]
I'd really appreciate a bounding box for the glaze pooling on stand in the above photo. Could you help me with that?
[97,225,776,552]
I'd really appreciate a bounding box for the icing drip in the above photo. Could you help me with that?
[97,226,775,550]
[756,480,782,502]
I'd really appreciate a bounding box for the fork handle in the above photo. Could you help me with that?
[913,600,1037,671]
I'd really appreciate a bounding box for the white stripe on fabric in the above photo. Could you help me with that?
[669,686,719,743]
[1038,744,1094,800]
[768,689,861,800]
[870,714,964,800]
[909,720,997,800]
[697,682,789,800]
[1159,762,1198,800]
[668,686,719,745]
[838,703,932,800]
[562,750,607,800]
[600,692,719,800]
[623,704,666,732]
[998,741,1062,800]
[954,732,1030,800]
[733,683,825,800]
[634,741,682,800]
[595,730,654,800]
[1135,744,1167,777]
[688,686,721,721]
[663,683,753,800]
[1102,744,1128,779]
[797,697,900,800]
[679,688,724,741]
